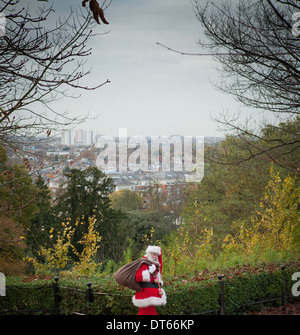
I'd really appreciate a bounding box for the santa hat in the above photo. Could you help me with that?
[145,245,161,255]
[145,245,163,274]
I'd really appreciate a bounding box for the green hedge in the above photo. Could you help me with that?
[0,278,55,314]
[1,263,299,315]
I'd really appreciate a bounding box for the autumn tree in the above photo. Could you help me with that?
[27,215,102,276]
[146,181,167,213]
[222,165,300,264]
[109,188,180,260]
[110,189,143,212]
[180,118,299,246]
[0,146,38,275]
[182,136,272,246]
[124,210,176,260]
[54,167,126,262]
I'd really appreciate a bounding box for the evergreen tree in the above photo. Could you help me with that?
[27,175,57,259]
[54,167,126,262]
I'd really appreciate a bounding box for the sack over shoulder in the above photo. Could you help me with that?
[113,258,154,291]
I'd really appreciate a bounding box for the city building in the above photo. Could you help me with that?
[61,130,95,146]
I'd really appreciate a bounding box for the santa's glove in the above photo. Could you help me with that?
[149,264,156,274]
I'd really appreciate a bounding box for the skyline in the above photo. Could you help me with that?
[60,128,224,147]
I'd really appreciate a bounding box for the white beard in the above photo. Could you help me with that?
[147,253,160,266]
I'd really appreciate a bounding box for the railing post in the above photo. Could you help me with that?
[53,275,61,315]
[281,264,287,308]
[85,282,94,314]
[218,274,226,315]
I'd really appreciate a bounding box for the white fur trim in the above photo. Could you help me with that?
[149,264,156,274]
[142,270,151,282]
[145,246,161,255]
[132,290,167,308]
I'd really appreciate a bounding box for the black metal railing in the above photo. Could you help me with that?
[0,264,297,315]
[213,264,294,315]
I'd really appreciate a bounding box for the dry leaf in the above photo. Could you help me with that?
[89,0,109,24]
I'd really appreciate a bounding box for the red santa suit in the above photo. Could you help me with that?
[132,246,167,315]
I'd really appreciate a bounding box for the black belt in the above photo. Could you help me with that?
[141,282,159,288]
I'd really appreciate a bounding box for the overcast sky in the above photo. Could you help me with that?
[37,0,248,138]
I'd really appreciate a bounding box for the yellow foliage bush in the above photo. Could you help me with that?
[163,226,214,276]
[222,165,300,263]
[163,165,299,274]
[26,221,75,275]
[71,216,101,275]
[26,216,101,276]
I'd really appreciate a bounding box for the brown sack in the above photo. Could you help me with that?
[113,258,154,291]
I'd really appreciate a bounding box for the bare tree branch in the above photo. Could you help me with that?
[0,0,111,150]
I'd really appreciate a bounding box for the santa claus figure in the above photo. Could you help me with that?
[132,245,167,315]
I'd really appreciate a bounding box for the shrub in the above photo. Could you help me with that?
[1,260,299,315]
[26,216,101,277]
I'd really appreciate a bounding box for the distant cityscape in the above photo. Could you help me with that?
[61,129,223,147]
[61,129,97,146]
[7,130,224,209]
